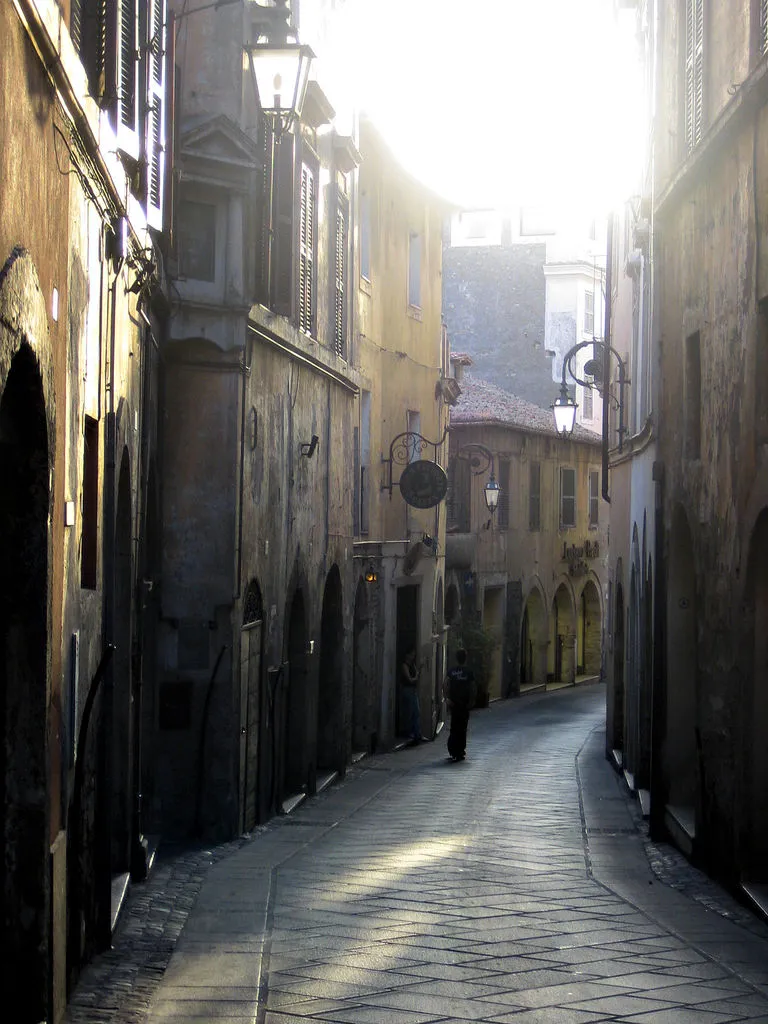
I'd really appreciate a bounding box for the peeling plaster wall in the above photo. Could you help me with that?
[655,31,768,869]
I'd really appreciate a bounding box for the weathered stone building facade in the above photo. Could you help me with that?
[2,0,169,1018]
[446,369,606,702]
[608,0,768,904]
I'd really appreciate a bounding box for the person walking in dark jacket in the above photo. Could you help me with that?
[443,649,476,761]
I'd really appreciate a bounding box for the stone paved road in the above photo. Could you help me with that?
[66,684,768,1023]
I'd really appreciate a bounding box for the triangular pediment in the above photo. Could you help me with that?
[180,115,262,170]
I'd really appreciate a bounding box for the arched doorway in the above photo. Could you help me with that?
[111,451,134,875]
[666,504,698,822]
[613,578,626,754]
[318,567,344,773]
[352,579,374,754]
[578,578,602,677]
[743,509,768,880]
[432,579,445,737]
[239,579,263,832]
[520,586,547,689]
[551,584,575,684]
[0,342,50,1018]
[284,589,308,799]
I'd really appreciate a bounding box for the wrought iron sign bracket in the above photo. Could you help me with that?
[381,426,449,500]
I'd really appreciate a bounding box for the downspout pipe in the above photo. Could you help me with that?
[602,211,614,504]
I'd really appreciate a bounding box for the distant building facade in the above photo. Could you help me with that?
[445,367,607,702]
[443,208,606,435]
[352,118,454,750]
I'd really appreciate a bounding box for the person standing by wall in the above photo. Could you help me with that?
[444,649,476,761]
[400,649,422,744]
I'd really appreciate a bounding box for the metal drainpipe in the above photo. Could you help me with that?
[98,262,119,947]
[602,211,614,504]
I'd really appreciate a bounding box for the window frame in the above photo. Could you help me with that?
[589,469,600,528]
[529,461,541,532]
[560,466,576,530]
[408,230,421,310]
[584,289,595,335]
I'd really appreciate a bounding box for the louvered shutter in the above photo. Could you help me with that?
[762,0,768,56]
[333,189,349,358]
[298,161,317,336]
[685,0,704,152]
[114,0,140,157]
[146,0,167,228]
[272,134,296,318]
[254,116,273,305]
[71,0,108,100]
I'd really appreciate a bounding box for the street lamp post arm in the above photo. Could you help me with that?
[381,426,450,499]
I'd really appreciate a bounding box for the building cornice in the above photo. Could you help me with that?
[656,53,768,219]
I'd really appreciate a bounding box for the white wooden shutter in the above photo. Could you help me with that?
[761,0,768,55]
[298,162,317,336]
[685,0,704,152]
[146,0,167,229]
[115,0,140,158]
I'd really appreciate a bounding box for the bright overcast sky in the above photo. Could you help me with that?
[309,0,644,214]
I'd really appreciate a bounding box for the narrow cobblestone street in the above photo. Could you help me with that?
[66,684,768,1023]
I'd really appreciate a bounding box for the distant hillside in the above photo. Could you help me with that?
[442,242,556,410]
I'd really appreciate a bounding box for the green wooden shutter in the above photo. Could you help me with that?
[146,0,167,228]
[272,134,296,318]
[298,160,317,335]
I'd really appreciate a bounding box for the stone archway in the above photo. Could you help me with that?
[352,579,374,754]
[550,583,576,684]
[0,341,50,1019]
[613,576,626,754]
[666,504,698,822]
[578,578,602,677]
[283,589,308,799]
[111,450,134,877]
[520,586,547,689]
[239,579,263,832]
[742,509,768,880]
[318,566,344,773]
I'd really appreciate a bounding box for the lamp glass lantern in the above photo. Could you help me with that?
[552,384,578,438]
[248,42,315,131]
[484,472,500,512]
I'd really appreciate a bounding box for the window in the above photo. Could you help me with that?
[589,470,599,527]
[406,410,421,461]
[81,416,99,589]
[178,201,216,281]
[497,458,510,530]
[298,161,317,335]
[560,467,576,529]
[685,0,704,152]
[529,462,541,532]
[360,192,371,281]
[70,0,167,209]
[582,384,594,420]
[408,232,421,308]
[756,300,768,445]
[448,456,471,532]
[333,189,349,357]
[684,331,701,459]
[360,391,371,535]
[146,0,168,228]
[584,290,594,335]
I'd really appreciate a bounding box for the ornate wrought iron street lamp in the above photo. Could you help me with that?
[245,0,315,138]
[452,442,501,514]
[552,338,629,502]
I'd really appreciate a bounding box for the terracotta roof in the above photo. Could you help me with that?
[450,374,601,444]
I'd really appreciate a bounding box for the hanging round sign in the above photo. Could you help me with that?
[399,459,448,509]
